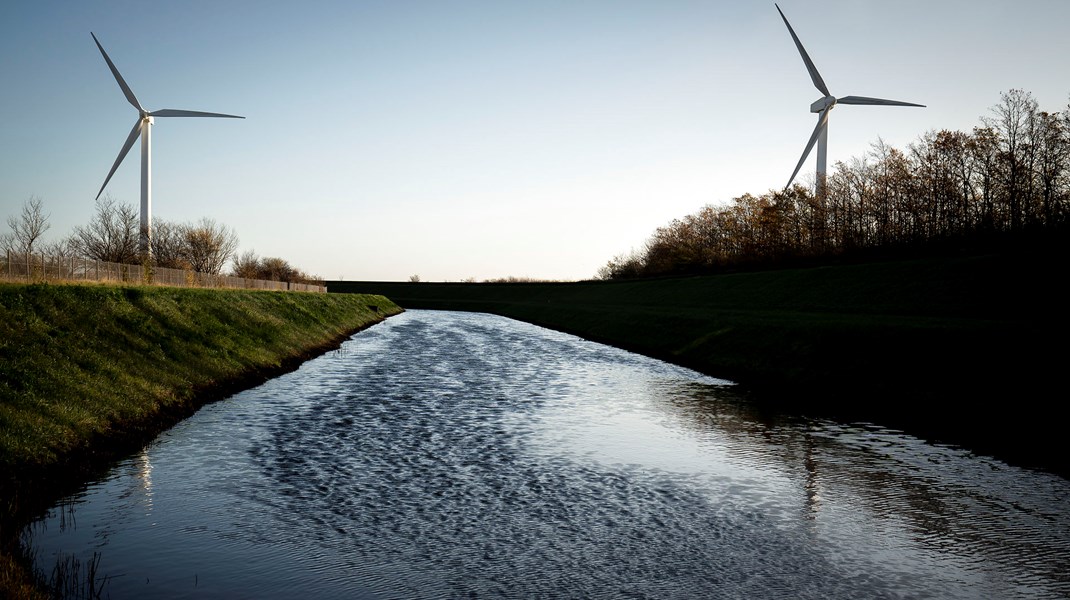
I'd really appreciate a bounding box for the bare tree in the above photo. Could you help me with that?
[150,220,191,269]
[231,249,261,279]
[966,126,1001,232]
[1033,110,1069,226]
[986,89,1039,232]
[38,235,81,259]
[181,218,239,275]
[4,196,50,255]
[73,197,140,264]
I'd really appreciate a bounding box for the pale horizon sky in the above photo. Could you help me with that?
[2,1,1068,281]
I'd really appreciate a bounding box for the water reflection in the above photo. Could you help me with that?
[133,448,154,515]
[24,310,1070,599]
[653,384,1070,594]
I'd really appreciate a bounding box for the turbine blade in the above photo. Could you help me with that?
[91,32,143,112]
[837,95,925,108]
[775,4,830,97]
[786,109,830,190]
[96,118,143,200]
[150,109,245,119]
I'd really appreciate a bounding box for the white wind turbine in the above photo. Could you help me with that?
[775,4,923,198]
[91,32,244,256]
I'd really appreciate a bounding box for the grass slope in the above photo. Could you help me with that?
[330,252,1067,474]
[1,284,400,598]
[0,284,399,474]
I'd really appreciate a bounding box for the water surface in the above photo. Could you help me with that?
[26,310,1070,598]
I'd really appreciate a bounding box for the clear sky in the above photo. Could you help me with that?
[2,1,1068,281]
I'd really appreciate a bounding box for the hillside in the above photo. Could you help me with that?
[329,251,1067,474]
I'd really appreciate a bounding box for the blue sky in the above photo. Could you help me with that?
[2,1,1068,281]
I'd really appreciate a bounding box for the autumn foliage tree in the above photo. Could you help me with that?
[600,90,1070,279]
[231,250,320,284]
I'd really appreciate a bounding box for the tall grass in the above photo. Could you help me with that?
[46,552,108,600]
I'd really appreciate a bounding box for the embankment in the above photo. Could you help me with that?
[329,252,1068,476]
[0,284,401,597]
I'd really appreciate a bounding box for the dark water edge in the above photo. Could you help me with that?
[715,375,1070,481]
[328,251,1070,478]
[20,310,1070,599]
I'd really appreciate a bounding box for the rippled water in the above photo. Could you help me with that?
[25,310,1070,598]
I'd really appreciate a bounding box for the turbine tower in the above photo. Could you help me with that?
[775,4,923,199]
[91,32,244,257]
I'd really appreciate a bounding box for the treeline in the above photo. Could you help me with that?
[232,250,318,284]
[599,89,1070,279]
[2,196,321,285]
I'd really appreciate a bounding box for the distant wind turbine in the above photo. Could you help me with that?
[91,32,244,257]
[775,4,923,198]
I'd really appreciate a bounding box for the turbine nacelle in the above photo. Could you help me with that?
[810,96,836,113]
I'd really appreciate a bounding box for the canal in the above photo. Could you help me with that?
[25,310,1070,598]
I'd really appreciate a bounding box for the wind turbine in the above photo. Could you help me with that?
[91,32,244,257]
[775,4,923,198]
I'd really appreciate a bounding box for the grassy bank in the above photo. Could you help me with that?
[0,283,400,597]
[329,251,1067,475]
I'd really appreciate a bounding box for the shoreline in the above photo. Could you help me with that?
[3,313,396,519]
[327,252,1069,478]
[0,284,402,598]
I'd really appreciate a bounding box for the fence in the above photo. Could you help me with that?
[1,251,325,293]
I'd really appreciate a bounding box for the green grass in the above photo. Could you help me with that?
[330,252,1068,474]
[0,284,399,475]
[1,283,400,598]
